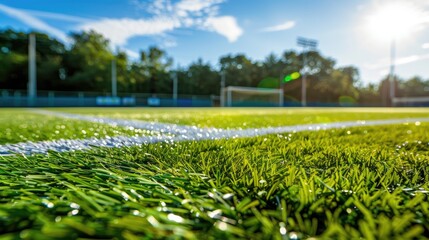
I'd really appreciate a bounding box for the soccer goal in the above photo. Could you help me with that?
[221,86,284,107]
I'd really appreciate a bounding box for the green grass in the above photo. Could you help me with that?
[52,107,429,129]
[0,109,152,144]
[1,121,428,239]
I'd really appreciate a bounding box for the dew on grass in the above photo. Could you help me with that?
[121,191,131,201]
[289,232,299,240]
[68,209,79,216]
[42,200,54,208]
[208,209,222,219]
[168,213,184,223]
[279,222,287,235]
[222,193,234,200]
[215,221,228,231]
[147,215,159,227]
[70,202,80,209]
[416,188,429,194]
[132,210,140,216]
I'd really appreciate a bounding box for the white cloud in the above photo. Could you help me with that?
[365,53,429,70]
[26,9,91,23]
[124,48,140,59]
[79,0,242,46]
[0,4,68,42]
[80,17,179,46]
[204,16,243,42]
[176,0,223,13]
[423,43,429,49]
[262,21,296,32]
[0,0,243,50]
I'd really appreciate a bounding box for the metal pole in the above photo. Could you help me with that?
[227,87,232,107]
[173,71,178,106]
[279,74,284,107]
[301,51,307,107]
[297,37,317,107]
[28,33,37,102]
[220,71,226,107]
[111,59,117,97]
[389,38,396,106]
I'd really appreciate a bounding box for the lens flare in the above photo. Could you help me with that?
[366,2,424,41]
[284,72,301,82]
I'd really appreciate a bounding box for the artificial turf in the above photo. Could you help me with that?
[0,119,428,239]
[0,109,153,144]
[52,107,429,129]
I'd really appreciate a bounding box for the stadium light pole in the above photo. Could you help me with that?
[297,37,318,107]
[28,32,37,105]
[172,69,178,106]
[111,58,117,97]
[220,70,226,107]
[389,38,396,106]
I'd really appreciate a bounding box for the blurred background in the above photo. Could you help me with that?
[0,0,428,107]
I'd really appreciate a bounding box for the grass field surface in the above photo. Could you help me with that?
[0,109,152,144]
[53,107,429,129]
[0,107,429,239]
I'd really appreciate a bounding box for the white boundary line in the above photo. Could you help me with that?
[1,109,428,156]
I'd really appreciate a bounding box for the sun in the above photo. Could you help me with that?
[366,2,424,41]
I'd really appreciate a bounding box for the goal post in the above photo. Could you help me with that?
[221,86,284,107]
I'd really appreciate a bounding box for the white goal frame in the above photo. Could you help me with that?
[221,86,284,107]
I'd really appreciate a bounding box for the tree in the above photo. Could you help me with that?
[63,30,114,92]
[185,59,219,95]
[358,83,380,106]
[0,29,65,90]
[139,46,172,95]
[397,76,429,97]
[219,54,255,88]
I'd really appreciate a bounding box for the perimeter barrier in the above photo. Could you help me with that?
[0,89,214,107]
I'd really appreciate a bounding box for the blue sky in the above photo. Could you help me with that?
[1,0,429,84]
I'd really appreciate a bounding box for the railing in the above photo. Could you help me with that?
[0,89,215,107]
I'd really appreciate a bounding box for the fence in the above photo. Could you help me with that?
[1,89,381,108]
[0,89,215,107]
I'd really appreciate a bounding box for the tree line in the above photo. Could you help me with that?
[1,28,428,105]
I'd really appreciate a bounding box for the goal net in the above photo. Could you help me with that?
[221,86,283,107]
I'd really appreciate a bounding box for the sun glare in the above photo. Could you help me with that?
[366,2,424,41]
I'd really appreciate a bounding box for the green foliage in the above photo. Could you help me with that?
[398,76,429,97]
[338,96,357,106]
[258,77,280,88]
[185,59,220,95]
[63,31,114,92]
[1,28,429,105]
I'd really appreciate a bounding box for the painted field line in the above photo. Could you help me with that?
[1,110,428,156]
[29,109,224,136]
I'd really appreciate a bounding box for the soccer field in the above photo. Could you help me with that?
[1,108,429,239]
